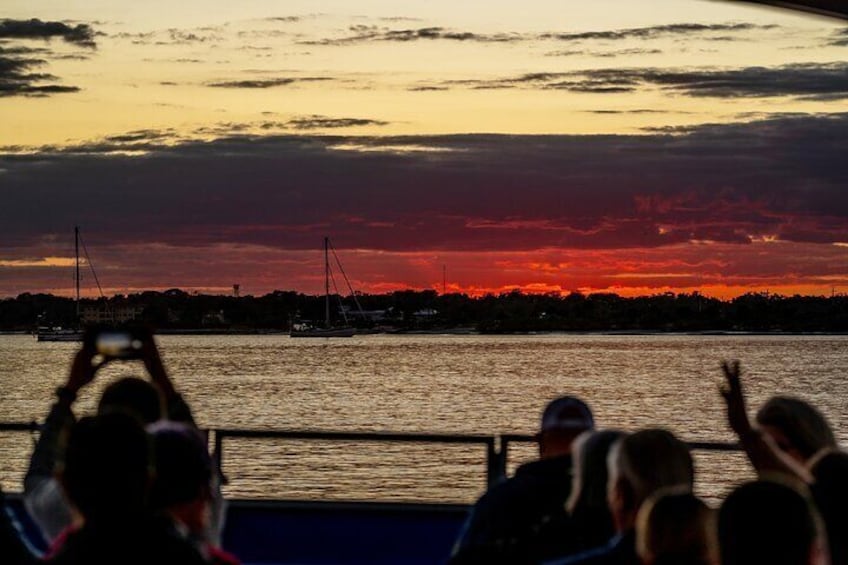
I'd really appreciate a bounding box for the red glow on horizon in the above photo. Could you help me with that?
[3,241,847,302]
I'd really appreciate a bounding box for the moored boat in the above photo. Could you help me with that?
[290,237,358,338]
[290,323,356,338]
[37,226,85,342]
[36,326,83,342]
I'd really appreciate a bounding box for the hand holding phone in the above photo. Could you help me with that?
[95,330,144,359]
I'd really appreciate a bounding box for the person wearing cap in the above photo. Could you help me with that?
[449,396,594,565]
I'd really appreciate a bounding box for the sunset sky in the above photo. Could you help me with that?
[2,1,847,298]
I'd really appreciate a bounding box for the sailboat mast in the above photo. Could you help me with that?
[74,226,80,319]
[324,236,330,327]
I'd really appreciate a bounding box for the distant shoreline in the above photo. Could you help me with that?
[4,329,848,337]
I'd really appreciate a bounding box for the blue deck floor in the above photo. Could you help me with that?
[6,495,469,565]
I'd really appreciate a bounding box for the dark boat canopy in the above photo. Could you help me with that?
[732,0,848,20]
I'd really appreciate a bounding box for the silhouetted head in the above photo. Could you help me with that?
[59,412,151,523]
[148,421,213,508]
[756,396,835,464]
[636,488,715,565]
[719,479,822,565]
[567,429,625,515]
[537,396,594,459]
[607,429,694,532]
[98,377,164,424]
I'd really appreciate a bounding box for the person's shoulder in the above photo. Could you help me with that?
[475,470,519,498]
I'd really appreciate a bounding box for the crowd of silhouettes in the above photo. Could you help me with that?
[1,333,846,564]
[451,361,846,565]
[1,328,232,564]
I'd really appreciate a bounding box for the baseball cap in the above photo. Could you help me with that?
[540,396,594,432]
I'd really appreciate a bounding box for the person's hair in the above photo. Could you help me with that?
[636,488,715,565]
[755,396,835,460]
[718,479,819,565]
[567,429,626,515]
[148,422,213,509]
[60,412,151,521]
[613,429,694,511]
[97,377,164,424]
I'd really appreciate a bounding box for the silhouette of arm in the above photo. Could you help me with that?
[720,360,812,482]
[141,335,195,424]
[23,346,103,543]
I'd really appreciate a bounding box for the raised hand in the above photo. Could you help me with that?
[720,360,753,437]
[140,332,176,398]
[65,342,108,394]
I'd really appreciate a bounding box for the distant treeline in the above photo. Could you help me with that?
[2,289,848,333]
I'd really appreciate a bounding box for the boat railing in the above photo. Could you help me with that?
[1,421,740,489]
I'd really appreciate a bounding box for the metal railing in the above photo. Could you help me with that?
[211,428,501,485]
[1,422,740,488]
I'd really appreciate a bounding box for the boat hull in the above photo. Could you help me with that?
[290,327,356,338]
[36,330,83,342]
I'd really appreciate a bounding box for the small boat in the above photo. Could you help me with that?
[36,326,83,342]
[37,227,85,342]
[37,226,110,342]
[290,323,356,338]
[290,237,357,338]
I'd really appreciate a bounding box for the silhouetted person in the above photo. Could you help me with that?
[756,396,836,465]
[548,429,695,565]
[718,479,826,565]
[721,361,842,564]
[24,332,206,545]
[532,429,626,561]
[149,421,239,565]
[45,413,206,564]
[635,488,715,565]
[450,396,594,564]
[720,360,828,482]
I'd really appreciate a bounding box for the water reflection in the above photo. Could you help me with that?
[1,334,845,503]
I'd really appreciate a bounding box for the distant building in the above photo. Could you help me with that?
[341,305,389,322]
[81,304,142,324]
[202,309,228,326]
[413,308,438,319]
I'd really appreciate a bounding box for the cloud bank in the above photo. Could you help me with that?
[435,62,848,100]
[0,18,97,96]
[0,18,97,47]
[1,113,847,295]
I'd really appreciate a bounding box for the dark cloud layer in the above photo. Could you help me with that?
[286,116,389,129]
[305,22,778,47]
[540,23,778,42]
[0,19,97,47]
[303,25,526,45]
[2,113,847,256]
[0,19,97,96]
[546,47,663,58]
[0,49,79,96]
[207,77,332,88]
[439,62,848,100]
[830,28,848,46]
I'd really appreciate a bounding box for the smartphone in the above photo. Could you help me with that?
[95,330,144,359]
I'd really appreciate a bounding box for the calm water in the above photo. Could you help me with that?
[1,334,846,505]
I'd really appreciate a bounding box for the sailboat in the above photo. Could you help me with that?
[290,237,357,338]
[37,226,85,342]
